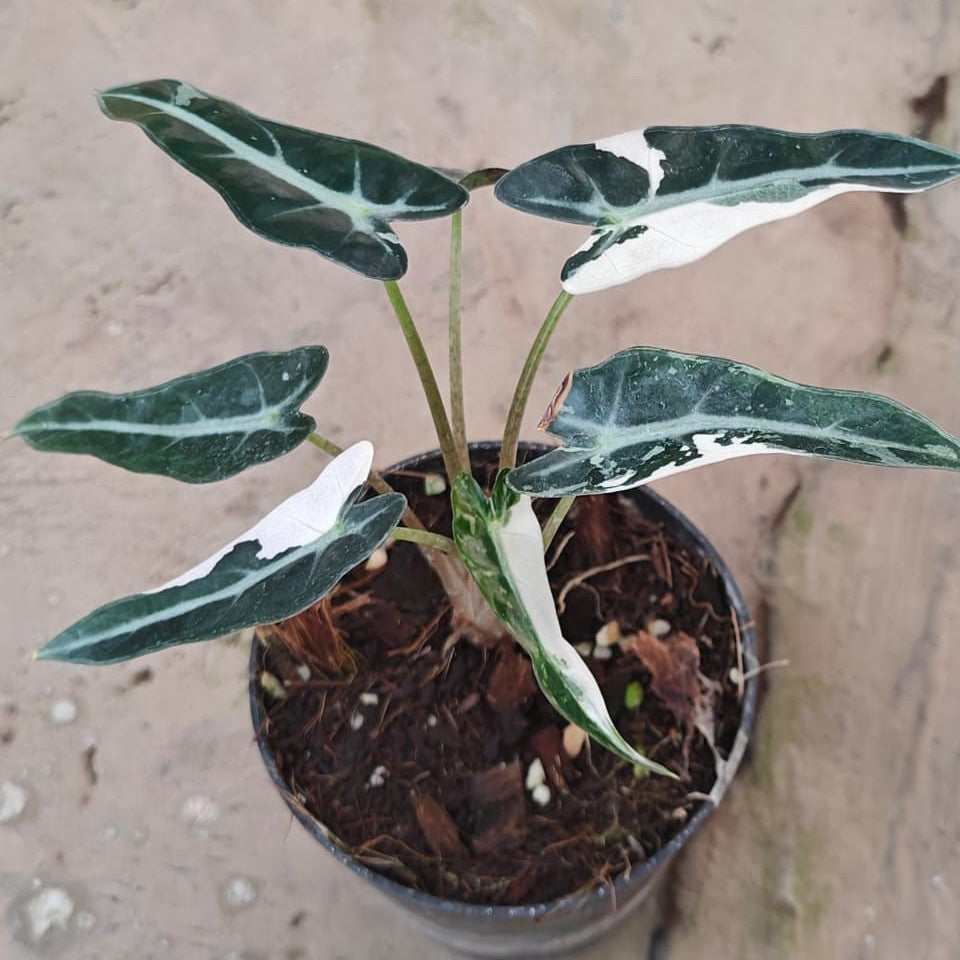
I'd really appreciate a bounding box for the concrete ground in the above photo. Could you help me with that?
[2,1,960,957]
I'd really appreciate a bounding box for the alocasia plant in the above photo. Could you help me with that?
[14,79,960,776]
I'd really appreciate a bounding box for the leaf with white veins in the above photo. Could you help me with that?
[35,443,405,664]
[451,471,675,777]
[99,80,469,279]
[13,347,328,483]
[507,348,960,497]
[495,125,960,293]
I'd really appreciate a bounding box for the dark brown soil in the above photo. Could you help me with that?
[257,457,744,906]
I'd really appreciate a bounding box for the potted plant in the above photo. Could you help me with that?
[14,79,960,954]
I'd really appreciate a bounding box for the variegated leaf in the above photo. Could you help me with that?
[451,471,675,777]
[495,126,960,293]
[35,443,405,664]
[99,80,469,279]
[13,347,328,483]
[507,348,960,497]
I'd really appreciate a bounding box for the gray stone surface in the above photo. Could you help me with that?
[2,2,960,957]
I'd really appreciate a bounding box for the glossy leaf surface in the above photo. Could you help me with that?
[36,443,405,664]
[495,126,960,293]
[452,471,674,776]
[99,80,469,279]
[14,347,328,483]
[508,348,960,497]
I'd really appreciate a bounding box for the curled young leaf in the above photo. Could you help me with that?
[507,347,960,497]
[13,347,328,483]
[99,80,469,279]
[451,471,675,777]
[35,443,405,665]
[495,126,960,293]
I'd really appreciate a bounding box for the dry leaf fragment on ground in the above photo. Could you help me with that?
[468,761,526,855]
[627,629,701,726]
[409,789,467,859]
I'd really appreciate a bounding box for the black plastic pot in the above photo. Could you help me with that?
[250,442,758,958]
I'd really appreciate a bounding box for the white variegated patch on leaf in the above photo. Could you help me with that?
[506,348,960,497]
[13,347,328,483]
[451,471,675,777]
[495,126,960,293]
[99,80,469,279]
[35,443,405,665]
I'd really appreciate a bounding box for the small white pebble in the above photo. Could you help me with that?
[594,621,621,647]
[106,321,124,337]
[670,807,688,822]
[222,876,257,910]
[592,644,613,661]
[179,795,221,832]
[932,874,948,892]
[49,698,78,725]
[525,758,546,791]
[562,724,587,759]
[0,781,27,823]
[531,784,552,807]
[365,547,388,571]
[359,692,379,707]
[27,887,74,940]
[649,618,672,637]
[46,592,60,608]
[426,714,438,728]
[728,667,741,685]
[423,473,447,496]
[259,672,286,700]
[75,910,96,932]
[575,642,592,657]
[349,712,364,731]
[367,765,388,788]
[295,664,311,682]
[280,371,290,382]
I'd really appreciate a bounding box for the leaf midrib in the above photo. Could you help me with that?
[16,404,300,439]
[552,409,958,463]
[106,91,454,224]
[525,154,960,225]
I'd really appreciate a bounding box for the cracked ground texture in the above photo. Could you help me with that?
[2,1,960,958]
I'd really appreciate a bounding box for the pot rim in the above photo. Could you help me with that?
[249,441,759,920]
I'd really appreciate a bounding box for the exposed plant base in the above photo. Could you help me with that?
[258,463,744,907]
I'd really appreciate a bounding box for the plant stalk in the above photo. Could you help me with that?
[541,495,574,550]
[390,527,455,553]
[499,290,575,470]
[448,209,470,471]
[383,280,463,482]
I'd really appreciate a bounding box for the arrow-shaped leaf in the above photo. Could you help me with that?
[495,126,960,293]
[507,348,960,497]
[13,346,329,483]
[451,471,675,777]
[99,79,469,280]
[36,442,405,664]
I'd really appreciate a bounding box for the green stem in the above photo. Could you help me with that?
[307,432,428,532]
[541,496,574,550]
[499,290,574,471]
[390,526,455,553]
[383,280,463,482]
[448,209,470,471]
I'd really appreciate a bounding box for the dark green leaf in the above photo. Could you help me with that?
[495,126,960,292]
[36,443,405,664]
[14,347,328,483]
[508,348,960,497]
[99,80,469,279]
